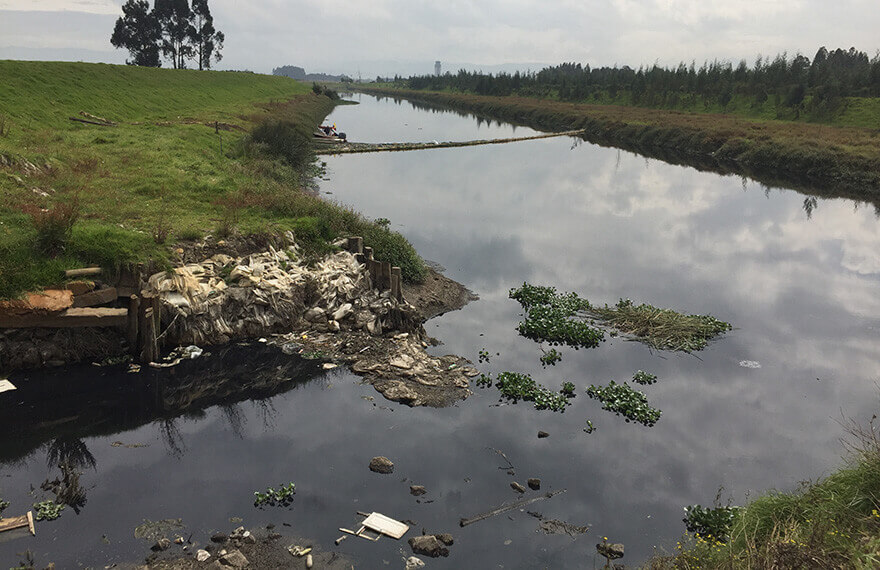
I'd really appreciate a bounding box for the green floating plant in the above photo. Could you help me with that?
[586,381,661,426]
[33,500,65,521]
[477,371,572,412]
[254,481,296,507]
[632,370,658,385]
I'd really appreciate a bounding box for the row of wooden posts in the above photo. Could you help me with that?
[346,236,404,302]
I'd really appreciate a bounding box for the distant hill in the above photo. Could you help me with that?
[273,65,346,82]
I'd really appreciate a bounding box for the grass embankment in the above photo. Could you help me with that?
[358,87,880,200]
[649,420,880,569]
[0,61,425,299]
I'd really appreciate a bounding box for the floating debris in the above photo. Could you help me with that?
[739,360,761,369]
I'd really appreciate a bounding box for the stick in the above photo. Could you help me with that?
[68,117,115,127]
[490,447,514,470]
[459,489,566,528]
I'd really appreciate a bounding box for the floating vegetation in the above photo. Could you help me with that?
[33,500,64,521]
[0,498,8,516]
[540,348,562,366]
[586,381,662,426]
[592,298,731,352]
[478,371,572,412]
[583,420,596,434]
[510,284,730,353]
[134,518,185,540]
[683,504,740,542]
[254,481,296,507]
[509,283,604,349]
[632,370,658,385]
[478,348,490,363]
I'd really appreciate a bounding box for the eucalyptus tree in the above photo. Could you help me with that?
[190,0,225,70]
[154,0,194,69]
[110,0,162,67]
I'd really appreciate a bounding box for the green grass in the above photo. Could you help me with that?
[0,61,426,298]
[648,419,880,569]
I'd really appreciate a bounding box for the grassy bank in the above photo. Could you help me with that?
[357,87,880,201]
[0,61,424,299]
[648,419,880,568]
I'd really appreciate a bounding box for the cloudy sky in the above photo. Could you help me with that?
[1,0,879,77]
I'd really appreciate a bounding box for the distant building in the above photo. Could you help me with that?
[434,61,441,76]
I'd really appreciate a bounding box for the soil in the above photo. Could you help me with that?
[402,267,478,321]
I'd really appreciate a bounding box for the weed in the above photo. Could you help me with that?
[540,348,562,366]
[684,504,740,542]
[33,500,64,521]
[632,370,658,385]
[0,498,8,516]
[22,196,81,256]
[560,381,576,396]
[586,381,661,426]
[253,481,295,507]
[477,371,572,412]
[478,348,490,363]
[583,420,595,434]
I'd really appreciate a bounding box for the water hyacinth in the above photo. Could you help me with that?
[586,381,662,426]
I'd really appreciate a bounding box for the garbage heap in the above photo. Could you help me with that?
[146,245,422,347]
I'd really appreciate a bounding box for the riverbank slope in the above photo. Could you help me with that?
[356,87,880,202]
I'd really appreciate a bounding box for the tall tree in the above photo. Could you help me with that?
[190,0,224,70]
[110,0,161,67]
[154,0,193,69]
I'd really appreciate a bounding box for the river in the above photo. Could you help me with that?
[3,93,880,569]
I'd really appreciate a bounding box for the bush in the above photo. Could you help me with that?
[22,197,80,256]
[248,119,314,170]
[360,223,427,283]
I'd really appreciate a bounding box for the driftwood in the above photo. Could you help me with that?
[459,489,566,527]
[316,129,587,155]
[65,267,102,278]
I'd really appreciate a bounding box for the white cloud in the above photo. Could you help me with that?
[0,0,121,15]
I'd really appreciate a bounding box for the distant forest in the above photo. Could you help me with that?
[272,65,349,83]
[401,47,880,117]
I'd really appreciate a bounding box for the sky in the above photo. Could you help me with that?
[1,0,879,78]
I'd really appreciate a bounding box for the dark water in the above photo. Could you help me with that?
[3,95,880,569]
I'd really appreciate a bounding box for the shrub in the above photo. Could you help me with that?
[248,119,314,170]
[22,196,81,256]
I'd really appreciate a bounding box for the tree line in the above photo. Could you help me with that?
[111,0,224,70]
[401,47,880,116]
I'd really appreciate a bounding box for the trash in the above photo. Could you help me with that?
[361,512,409,539]
[0,511,35,536]
[0,379,17,393]
[305,553,313,569]
[322,363,338,370]
[288,545,312,557]
[180,345,203,359]
[510,482,526,494]
[408,535,448,558]
[335,535,346,545]
[196,549,211,562]
[459,490,566,527]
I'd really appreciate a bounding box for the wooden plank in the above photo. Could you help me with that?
[363,247,373,261]
[346,236,363,254]
[361,512,409,539]
[27,511,34,536]
[391,267,402,301]
[64,267,102,278]
[0,513,30,534]
[72,287,117,308]
[0,307,128,329]
[126,295,140,351]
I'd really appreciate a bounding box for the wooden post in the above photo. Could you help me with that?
[150,295,161,347]
[381,261,392,290]
[127,295,140,353]
[347,236,363,254]
[391,267,402,301]
[138,297,158,363]
[363,247,373,261]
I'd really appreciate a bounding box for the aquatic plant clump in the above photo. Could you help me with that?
[593,299,731,352]
[632,370,658,385]
[540,348,562,366]
[586,381,662,426]
[254,481,296,507]
[683,504,740,542]
[509,284,604,349]
[478,371,572,412]
[33,500,64,521]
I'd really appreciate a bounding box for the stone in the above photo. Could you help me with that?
[304,307,326,323]
[510,481,526,493]
[211,532,228,543]
[369,456,394,474]
[332,303,353,321]
[437,533,454,546]
[65,280,95,296]
[219,549,249,568]
[410,485,427,496]
[151,537,171,551]
[405,556,426,570]
[174,535,185,544]
[527,478,541,490]
[196,550,211,562]
[538,431,549,438]
[242,532,256,545]
[328,320,341,332]
[408,535,449,558]
[597,542,625,560]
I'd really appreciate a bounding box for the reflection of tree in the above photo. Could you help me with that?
[159,418,186,458]
[253,398,278,432]
[803,196,819,219]
[45,437,96,470]
[220,404,246,439]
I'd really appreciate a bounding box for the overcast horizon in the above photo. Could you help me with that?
[1,0,879,79]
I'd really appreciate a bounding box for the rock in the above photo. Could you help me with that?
[243,533,256,545]
[369,456,394,474]
[219,549,249,568]
[410,485,427,496]
[408,535,449,558]
[196,550,211,562]
[304,307,327,323]
[538,431,549,438]
[510,481,526,493]
[174,535,185,544]
[527,478,541,490]
[328,320,341,332]
[306,553,313,569]
[332,303,353,321]
[211,532,228,543]
[597,542,625,560]
[151,537,171,551]
[405,556,426,569]
[437,533,454,546]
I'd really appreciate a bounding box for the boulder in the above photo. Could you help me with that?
[405,556,426,570]
[369,456,394,474]
[527,478,541,490]
[437,533,454,546]
[304,307,326,323]
[219,549,249,568]
[597,542,625,560]
[408,535,449,558]
[410,485,427,496]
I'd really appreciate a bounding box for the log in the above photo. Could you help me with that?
[72,287,117,308]
[459,489,566,527]
[0,308,127,329]
[68,117,115,127]
[138,303,158,363]
[65,267,102,278]
[126,295,140,350]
